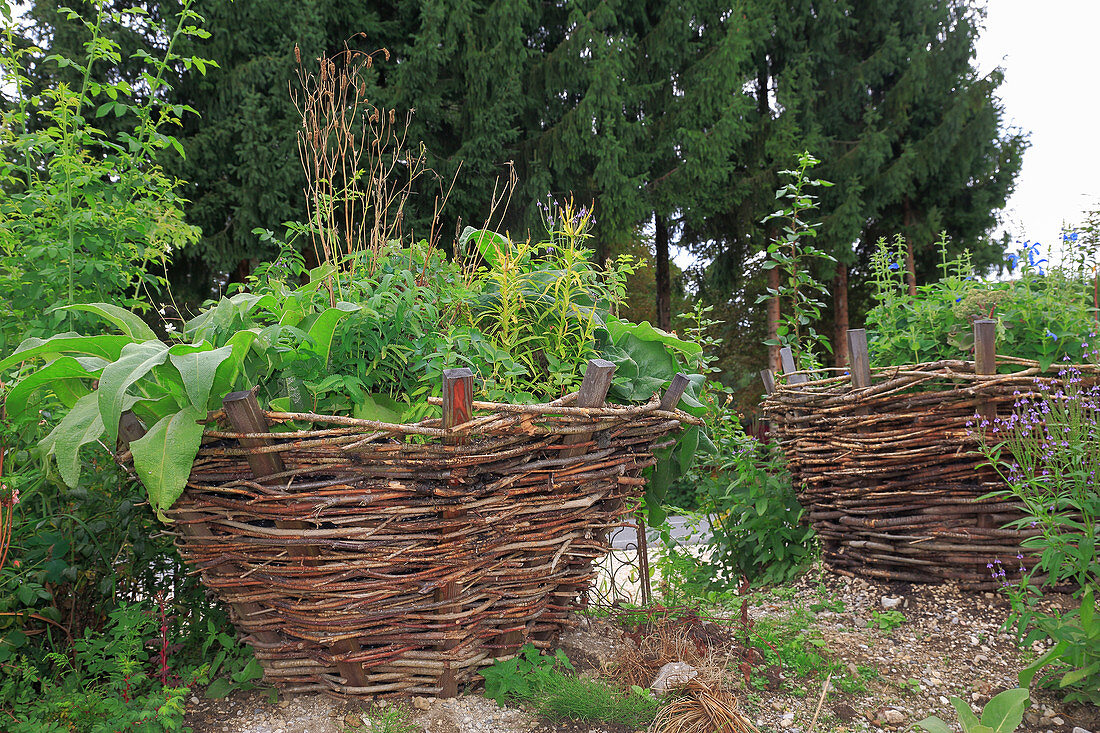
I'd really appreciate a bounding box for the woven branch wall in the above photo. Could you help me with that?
[124,393,689,697]
[762,357,1097,590]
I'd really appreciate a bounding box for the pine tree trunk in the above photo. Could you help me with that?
[833,262,849,367]
[767,266,781,372]
[655,213,671,331]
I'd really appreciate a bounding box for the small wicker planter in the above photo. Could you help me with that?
[120,363,693,697]
[762,327,1098,590]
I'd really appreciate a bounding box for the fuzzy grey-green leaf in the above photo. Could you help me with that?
[130,406,206,520]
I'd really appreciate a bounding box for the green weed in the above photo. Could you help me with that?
[867,610,906,634]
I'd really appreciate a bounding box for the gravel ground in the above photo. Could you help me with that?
[183,563,1099,733]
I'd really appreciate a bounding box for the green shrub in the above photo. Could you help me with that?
[866,235,1098,370]
[0,602,194,732]
[0,0,210,350]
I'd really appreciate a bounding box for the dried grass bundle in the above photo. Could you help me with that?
[652,680,758,733]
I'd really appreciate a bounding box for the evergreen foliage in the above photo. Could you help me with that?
[16,0,1024,353]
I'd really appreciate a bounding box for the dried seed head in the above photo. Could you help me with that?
[388,108,395,125]
[294,44,301,64]
[382,48,390,61]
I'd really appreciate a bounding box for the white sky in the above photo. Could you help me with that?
[974,0,1100,259]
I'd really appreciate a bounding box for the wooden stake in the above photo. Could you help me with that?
[846,329,871,390]
[972,319,997,536]
[437,368,475,697]
[562,359,616,458]
[780,346,809,385]
[659,373,690,411]
[760,369,776,396]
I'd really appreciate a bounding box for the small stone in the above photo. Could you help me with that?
[772,701,785,711]
[884,710,906,725]
[881,596,903,609]
[1025,712,1041,726]
[413,696,432,711]
[780,716,795,729]
[1072,727,1092,733]
[345,714,363,728]
[1052,718,1064,726]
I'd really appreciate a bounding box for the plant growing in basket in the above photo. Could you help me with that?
[0,212,708,523]
[866,235,1098,370]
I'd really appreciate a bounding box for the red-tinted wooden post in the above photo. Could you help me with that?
[437,367,474,697]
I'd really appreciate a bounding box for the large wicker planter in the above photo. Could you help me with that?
[762,347,1097,590]
[122,367,692,697]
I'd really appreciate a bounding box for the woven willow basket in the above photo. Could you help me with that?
[762,354,1098,590]
[120,371,692,697]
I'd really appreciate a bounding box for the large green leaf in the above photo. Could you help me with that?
[98,341,170,444]
[168,343,234,410]
[129,406,206,520]
[604,317,702,361]
[353,393,406,423]
[915,717,953,733]
[601,334,675,401]
[978,688,1029,733]
[459,226,508,269]
[950,696,981,733]
[55,303,157,340]
[4,356,106,418]
[0,333,132,370]
[301,303,359,366]
[39,393,106,488]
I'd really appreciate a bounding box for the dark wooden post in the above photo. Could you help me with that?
[562,359,616,458]
[221,393,337,673]
[222,391,286,478]
[117,411,147,453]
[780,346,809,385]
[973,319,997,539]
[659,373,690,411]
[973,319,997,422]
[760,369,776,396]
[437,368,474,698]
[846,329,871,389]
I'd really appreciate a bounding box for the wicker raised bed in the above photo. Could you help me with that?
[761,326,1098,590]
[119,363,694,697]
